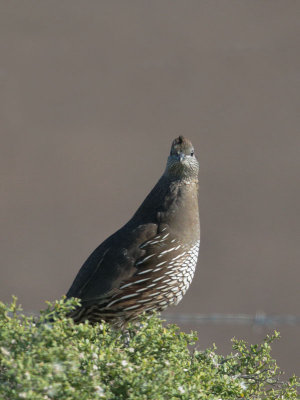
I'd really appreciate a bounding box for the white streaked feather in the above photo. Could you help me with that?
[136,254,155,265]
[123,304,141,311]
[137,268,153,275]
[157,247,176,257]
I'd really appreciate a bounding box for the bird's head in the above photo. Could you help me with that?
[165,136,199,180]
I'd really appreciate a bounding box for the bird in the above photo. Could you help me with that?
[66,136,200,327]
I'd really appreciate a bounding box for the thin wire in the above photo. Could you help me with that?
[163,313,300,327]
[18,310,300,327]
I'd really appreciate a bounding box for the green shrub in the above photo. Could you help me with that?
[0,297,298,399]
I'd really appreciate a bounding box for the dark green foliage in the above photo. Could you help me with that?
[0,297,298,399]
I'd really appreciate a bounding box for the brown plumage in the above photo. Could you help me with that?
[66,136,200,327]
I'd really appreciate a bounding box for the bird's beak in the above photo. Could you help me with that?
[178,153,185,162]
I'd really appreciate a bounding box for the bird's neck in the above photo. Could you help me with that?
[160,177,200,239]
[131,175,200,240]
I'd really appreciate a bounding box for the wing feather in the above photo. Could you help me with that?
[66,223,158,306]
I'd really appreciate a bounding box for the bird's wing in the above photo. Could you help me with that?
[66,223,158,306]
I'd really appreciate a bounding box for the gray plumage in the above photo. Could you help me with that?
[67,136,200,327]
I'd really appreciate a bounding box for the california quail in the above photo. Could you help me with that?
[66,136,200,327]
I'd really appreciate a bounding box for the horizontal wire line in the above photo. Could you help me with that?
[163,313,300,327]
[17,311,300,327]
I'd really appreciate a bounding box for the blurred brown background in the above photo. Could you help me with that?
[1,1,299,376]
